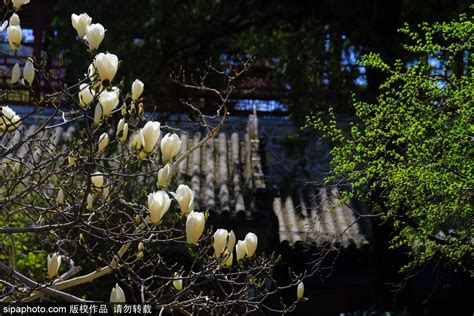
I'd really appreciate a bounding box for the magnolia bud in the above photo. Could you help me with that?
[157,163,171,188]
[12,0,30,11]
[11,161,20,174]
[23,59,35,86]
[91,172,104,190]
[160,133,181,162]
[130,132,142,150]
[85,23,105,51]
[171,184,194,216]
[297,281,304,300]
[236,240,247,262]
[79,83,94,108]
[0,20,7,32]
[173,273,183,291]
[56,188,65,206]
[138,242,144,252]
[47,253,61,279]
[148,191,171,224]
[79,233,85,246]
[98,133,109,152]
[94,53,118,83]
[102,187,110,201]
[86,63,101,90]
[7,24,21,51]
[110,283,126,303]
[227,230,236,252]
[137,251,144,259]
[86,193,94,210]
[11,63,20,84]
[9,14,19,26]
[71,13,91,38]
[121,105,127,117]
[244,232,258,257]
[129,102,136,114]
[93,103,102,125]
[213,229,228,258]
[116,118,129,143]
[186,211,205,245]
[140,121,160,153]
[138,103,144,116]
[221,251,233,268]
[67,153,76,166]
[98,89,120,117]
[131,79,144,102]
[138,151,147,160]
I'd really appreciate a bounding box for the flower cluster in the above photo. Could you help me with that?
[0,3,304,310]
[59,10,262,304]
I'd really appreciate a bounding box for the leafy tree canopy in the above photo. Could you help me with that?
[307,11,473,275]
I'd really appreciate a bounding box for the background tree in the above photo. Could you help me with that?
[307,11,473,275]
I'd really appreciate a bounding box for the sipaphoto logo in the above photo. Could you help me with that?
[4,305,46,314]
[2,305,67,315]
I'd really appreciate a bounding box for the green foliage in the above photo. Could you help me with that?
[307,12,473,274]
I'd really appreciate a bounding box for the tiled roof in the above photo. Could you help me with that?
[175,113,371,248]
[173,114,265,218]
[2,112,371,248]
[273,186,370,248]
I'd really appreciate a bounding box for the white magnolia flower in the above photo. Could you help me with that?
[227,230,236,252]
[91,172,104,189]
[213,229,229,258]
[56,188,65,206]
[85,23,105,50]
[236,240,247,262]
[86,193,94,210]
[23,59,35,86]
[297,281,304,300]
[140,121,161,153]
[171,184,194,216]
[160,133,181,162]
[157,163,171,188]
[12,0,30,11]
[110,283,126,303]
[47,253,61,279]
[98,133,109,152]
[116,118,129,143]
[7,25,22,51]
[71,13,91,38]
[148,191,171,224]
[79,83,95,108]
[9,14,20,26]
[186,211,205,244]
[130,131,142,150]
[11,63,20,84]
[0,106,21,131]
[244,232,258,257]
[131,79,144,102]
[0,20,8,32]
[86,63,101,90]
[93,103,102,125]
[173,273,183,291]
[98,89,120,117]
[67,152,76,166]
[102,187,110,202]
[94,52,118,83]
